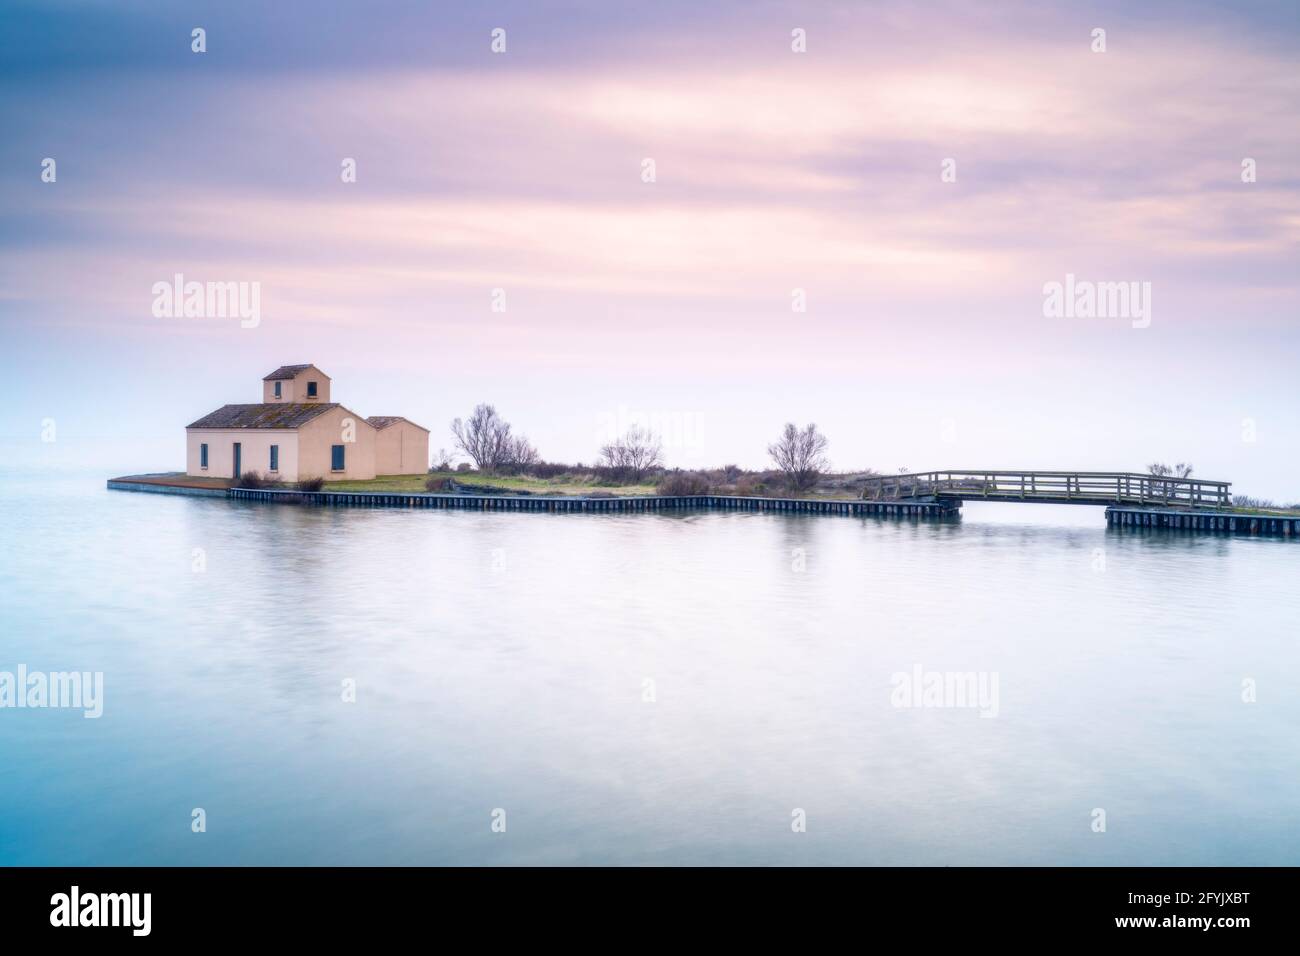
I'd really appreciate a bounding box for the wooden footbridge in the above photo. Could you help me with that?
[863,470,1232,509]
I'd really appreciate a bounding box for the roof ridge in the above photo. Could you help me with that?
[186,401,339,429]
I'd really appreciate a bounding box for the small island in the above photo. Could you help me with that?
[108,362,1299,536]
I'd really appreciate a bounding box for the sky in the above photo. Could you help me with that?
[2,0,1298,498]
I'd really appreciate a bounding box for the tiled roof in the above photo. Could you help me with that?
[187,403,339,429]
[366,416,430,432]
[263,364,325,381]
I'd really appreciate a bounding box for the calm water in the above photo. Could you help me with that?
[2,468,1298,865]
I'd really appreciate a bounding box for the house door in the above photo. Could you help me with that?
[233,442,242,478]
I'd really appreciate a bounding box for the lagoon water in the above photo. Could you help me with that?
[2,468,1298,865]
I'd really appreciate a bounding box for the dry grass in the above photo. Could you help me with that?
[328,471,660,496]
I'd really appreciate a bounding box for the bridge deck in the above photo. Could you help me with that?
[864,470,1231,509]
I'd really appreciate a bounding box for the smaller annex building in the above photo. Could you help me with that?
[186,364,429,482]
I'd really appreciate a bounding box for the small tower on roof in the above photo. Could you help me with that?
[262,364,331,404]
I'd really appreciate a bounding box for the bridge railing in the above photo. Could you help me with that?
[862,470,1232,508]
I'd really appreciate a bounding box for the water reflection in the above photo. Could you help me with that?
[1,473,1297,865]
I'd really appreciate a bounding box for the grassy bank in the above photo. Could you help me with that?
[111,473,233,489]
[326,471,662,496]
[1228,505,1300,517]
[326,471,876,498]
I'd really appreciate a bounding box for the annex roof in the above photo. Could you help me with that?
[365,416,430,432]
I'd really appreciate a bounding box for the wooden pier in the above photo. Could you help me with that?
[1106,506,1300,537]
[225,487,961,519]
[108,477,1299,537]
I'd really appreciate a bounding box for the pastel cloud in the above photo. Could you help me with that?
[5,20,1296,322]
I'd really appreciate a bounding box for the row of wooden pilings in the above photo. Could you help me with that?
[1106,507,1300,537]
[228,488,962,519]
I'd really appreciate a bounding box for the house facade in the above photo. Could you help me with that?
[186,365,429,482]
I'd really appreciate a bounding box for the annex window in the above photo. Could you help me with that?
[200,443,208,468]
[307,381,318,398]
[274,381,282,398]
[331,445,345,471]
[269,445,279,472]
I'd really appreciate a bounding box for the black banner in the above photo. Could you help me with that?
[0,866,1281,942]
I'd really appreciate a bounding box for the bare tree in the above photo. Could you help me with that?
[450,404,505,471]
[451,404,538,473]
[1147,461,1193,497]
[767,422,829,492]
[502,435,540,472]
[599,425,664,481]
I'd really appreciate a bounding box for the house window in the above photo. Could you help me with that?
[307,381,318,398]
[269,445,279,472]
[274,381,282,398]
[200,443,208,469]
[331,445,345,471]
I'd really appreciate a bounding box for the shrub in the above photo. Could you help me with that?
[656,470,712,496]
[1233,495,1277,509]
[524,460,579,480]
[598,426,664,482]
[234,471,268,489]
[295,476,325,492]
[425,475,452,492]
